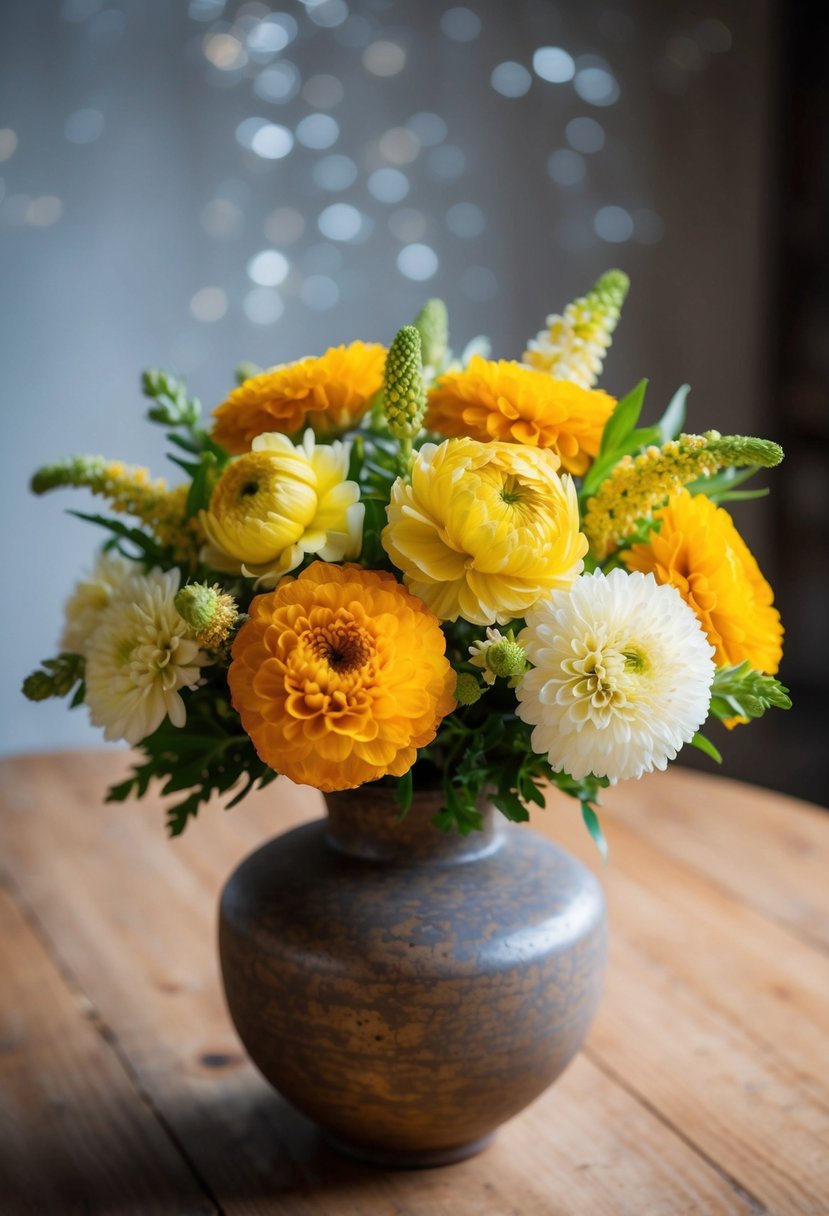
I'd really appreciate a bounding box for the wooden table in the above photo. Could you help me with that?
[1,751,827,1215]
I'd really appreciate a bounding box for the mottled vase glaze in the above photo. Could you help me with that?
[219,787,607,1168]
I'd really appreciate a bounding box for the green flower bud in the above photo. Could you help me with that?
[486,639,528,679]
[22,653,84,701]
[384,326,427,440]
[175,583,238,648]
[414,298,449,369]
[455,672,484,706]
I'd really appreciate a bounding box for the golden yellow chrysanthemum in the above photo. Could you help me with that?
[211,341,386,452]
[228,562,456,791]
[382,438,587,625]
[425,356,615,475]
[623,490,783,674]
[200,431,363,588]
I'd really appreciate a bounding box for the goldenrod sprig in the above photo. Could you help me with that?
[31,455,204,566]
[583,432,784,558]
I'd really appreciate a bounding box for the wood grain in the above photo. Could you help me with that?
[0,883,215,1216]
[1,749,827,1214]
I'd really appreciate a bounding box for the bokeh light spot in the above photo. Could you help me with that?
[594,205,634,242]
[247,249,290,286]
[565,116,605,154]
[318,202,364,241]
[491,62,532,98]
[440,7,481,42]
[301,274,340,310]
[64,110,104,144]
[313,154,358,191]
[368,167,409,203]
[532,47,575,83]
[362,40,406,76]
[397,243,439,281]
[547,149,586,188]
[190,287,227,322]
[445,202,485,238]
[295,113,339,150]
[244,287,284,324]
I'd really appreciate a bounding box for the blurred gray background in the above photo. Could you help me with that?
[2,0,826,803]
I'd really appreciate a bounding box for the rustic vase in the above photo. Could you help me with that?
[218,786,606,1168]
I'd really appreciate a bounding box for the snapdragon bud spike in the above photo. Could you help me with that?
[524,269,630,389]
[384,326,427,442]
[414,298,449,370]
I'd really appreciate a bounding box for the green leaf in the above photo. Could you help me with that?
[360,497,390,567]
[715,488,770,504]
[395,769,413,815]
[600,379,647,456]
[657,384,690,443]
[185,451,217,518]
[581,803,608,862]
[690,731,723,764]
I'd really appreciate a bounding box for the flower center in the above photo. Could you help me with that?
[307,622,375,673]
[560,634,651,720]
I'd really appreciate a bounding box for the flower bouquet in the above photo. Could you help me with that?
[24,271,793,1164]
[25,269,790,852]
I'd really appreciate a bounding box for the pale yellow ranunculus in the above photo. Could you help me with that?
[382,438,587,625]
[201,431,363,588]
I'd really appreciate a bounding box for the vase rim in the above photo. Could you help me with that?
[323,787,504,864]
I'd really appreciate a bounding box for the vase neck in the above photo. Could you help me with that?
[324,788,503,864]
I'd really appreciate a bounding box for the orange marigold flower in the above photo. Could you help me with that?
[424,355,615,476]
[622,490,783,674]
[211,342,386,453]
[228,562,456,792]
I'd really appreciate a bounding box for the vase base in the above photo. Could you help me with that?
[324,1130,497,1170]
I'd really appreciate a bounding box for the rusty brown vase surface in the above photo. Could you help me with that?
[219,786,607,1168]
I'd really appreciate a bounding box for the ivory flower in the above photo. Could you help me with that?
[84,569,208,745]
[382,438,586,626]
[516,568,715,782]
[61,551,137,656]
[201,430,363,588]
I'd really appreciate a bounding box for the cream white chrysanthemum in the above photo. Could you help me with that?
[61,551,137,656]
[85,568,208,745]
[516,568,715,782]
[201,430,363,589]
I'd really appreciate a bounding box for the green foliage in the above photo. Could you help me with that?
[106,681,276,836]
[690,731,723,764]
[708,662,792,723]
[22,653,85,703]
[581,380,663,502]
[427,708,610,856]
[656,384,690,443]
[68,510,168,568]
[142,369,202,429]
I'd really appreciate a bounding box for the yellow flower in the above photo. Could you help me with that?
[622,490,783,674]
[228,562,456,791]
[382,438,586,625]
[201,431,363,588]
[425,356,615,475]
[211,341,386,452]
